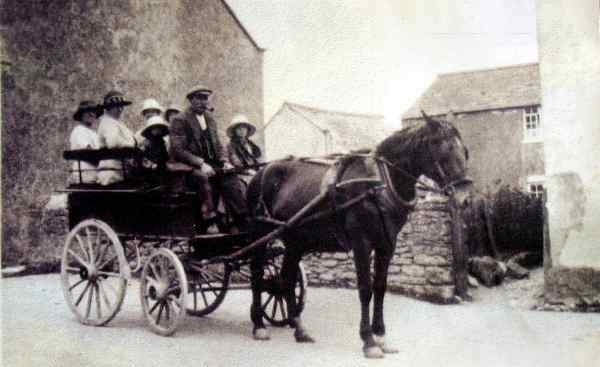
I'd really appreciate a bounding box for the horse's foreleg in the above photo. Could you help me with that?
[250,250,270,340]
[372,249,398,354]
[353,243,383,358]
[281,251,314,343]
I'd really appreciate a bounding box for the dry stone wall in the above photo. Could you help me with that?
[303,194,461,304]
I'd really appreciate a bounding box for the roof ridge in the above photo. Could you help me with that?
[220,0,265,52]
[285,101,384,119]
[438,62,539,77]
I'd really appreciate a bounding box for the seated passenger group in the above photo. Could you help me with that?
[68,84,263,233]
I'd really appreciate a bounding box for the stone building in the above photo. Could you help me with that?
[0,0,263,265]
[264,102,386,160]
[402,64,544,196]
[537,0,600,310]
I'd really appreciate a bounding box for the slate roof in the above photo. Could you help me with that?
[402,63,541,119]
[268,102,387,151]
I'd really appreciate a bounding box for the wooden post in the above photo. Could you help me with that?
[449,196,469,299]
[483,198,499,258]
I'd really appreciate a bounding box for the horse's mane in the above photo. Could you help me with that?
[374,117,461,160]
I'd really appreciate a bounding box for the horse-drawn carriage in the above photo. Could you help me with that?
[59,113,472,358]
[59,147,305,336]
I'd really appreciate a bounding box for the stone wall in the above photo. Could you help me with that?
[1,0,263,266]
[303,194,463,304]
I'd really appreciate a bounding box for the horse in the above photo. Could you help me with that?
[245,112,472,358]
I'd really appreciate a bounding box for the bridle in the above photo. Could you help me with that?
[373,153,472,204]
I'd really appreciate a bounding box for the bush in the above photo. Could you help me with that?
[464,184,543,262]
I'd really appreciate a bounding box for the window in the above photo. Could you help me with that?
[526,175,545,200]
[528,183,544,200]
[523,106,542,142]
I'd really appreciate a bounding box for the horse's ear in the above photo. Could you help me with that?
[421,110,442,130]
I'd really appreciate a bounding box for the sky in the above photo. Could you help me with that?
[226,0,539,129]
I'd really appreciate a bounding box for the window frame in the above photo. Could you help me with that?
[522,105,542,143]
[526,175,545,200]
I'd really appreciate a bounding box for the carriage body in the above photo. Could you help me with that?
[59,147,305,335]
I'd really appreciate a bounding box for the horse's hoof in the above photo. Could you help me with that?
[294,331,315,343]
[373,335,399,354]
[379,344,399,354]
[363,346,385,359]
[253,328,271,341]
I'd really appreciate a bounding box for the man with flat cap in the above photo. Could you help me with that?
[170,84,248,234]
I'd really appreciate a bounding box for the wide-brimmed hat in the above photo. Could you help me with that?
[141,98,164,115]
[102,90,132,109]
[73,100,103,121]
[165,104,182,115]
[140,115,169,139]
[186,84,212,99]
[227,114,256,138]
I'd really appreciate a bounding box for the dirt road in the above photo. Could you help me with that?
[2,274,599,367]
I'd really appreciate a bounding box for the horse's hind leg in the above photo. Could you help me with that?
[372,248,398,354]
[281,249,314,343]
[250,249,270,340]
[352,241,383,358]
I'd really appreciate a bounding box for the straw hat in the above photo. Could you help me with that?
[165,104,182,119]
[140,115,169,139]
[226,114,256,138]
[141,98,164,115]
[73,100,103,121]
[102,90,132,109]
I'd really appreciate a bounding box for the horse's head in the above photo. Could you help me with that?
[419,111,472,199]
[375,110,472,207]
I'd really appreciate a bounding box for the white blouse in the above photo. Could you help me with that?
[69,125,100,184]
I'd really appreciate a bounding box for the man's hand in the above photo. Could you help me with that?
[223,162,234,170]
[200,162,216,177]
[192,156,205,168]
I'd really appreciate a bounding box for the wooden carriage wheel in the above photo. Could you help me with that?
[140,248,188,336]
[186,261,231,317]
[261,253,307,327]
[60,219,128,326]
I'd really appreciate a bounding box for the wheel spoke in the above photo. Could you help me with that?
[95,240,110,267]
[98,271,122,279]
[98,253,118,271]
[199,287,209,307]
[149,299,161,315]
[68,249,88,268]
[148,262,160,281]
[198,273,219,297]
[94,283,102,319]
[85,227,95,264]
[85,283,94,319]
[74,234,90,262]
[279,300,287,320]
[262,294,274,308]
[75,282,92,306]
[69,278,86,291]
[192,285,198,310]
[271,297,278,319]
[279,299,287,320]
[165,302,171,322]
[97,281,113,310]
[168,295,182,309]
[156,303,164,325]
[104,280,118,299]
[65,266,81,274]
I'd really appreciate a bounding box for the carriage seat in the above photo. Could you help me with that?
[65,147,146,189]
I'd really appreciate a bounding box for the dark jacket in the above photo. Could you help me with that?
[169,109,229,167]
[226,138,263,168]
